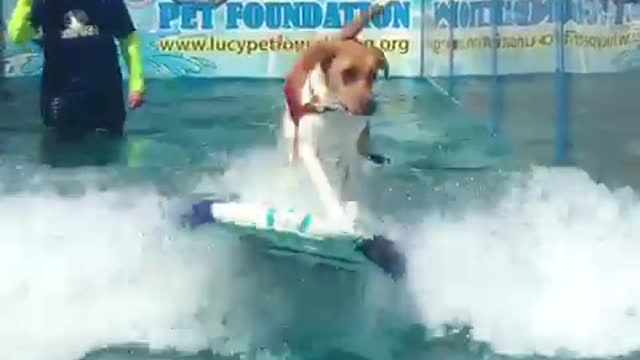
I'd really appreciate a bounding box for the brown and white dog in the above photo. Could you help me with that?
[280,1,391,226]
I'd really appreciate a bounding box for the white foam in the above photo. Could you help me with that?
[0,142,396,360]
[11,155,640,360]
[407,166,640,358]
[0,155,392,360]
[0,184,254,360]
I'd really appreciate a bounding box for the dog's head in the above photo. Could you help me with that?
[321,40,388,115]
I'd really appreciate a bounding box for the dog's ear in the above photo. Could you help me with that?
[319,53,335,74]
[299,41,338,71]
[370,47,389,79]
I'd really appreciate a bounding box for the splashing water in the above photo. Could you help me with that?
[0,184,258,360]
[0,163,410,360]
[6,157,640,360]
[408,166,640,358]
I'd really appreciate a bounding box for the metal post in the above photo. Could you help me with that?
[1,0,4,80]
[447,0,456,97]
[554,0,570,163]
[489,0,503,136]
[0,0,6,97]
[615,0,624,25]
[420,0,425,77]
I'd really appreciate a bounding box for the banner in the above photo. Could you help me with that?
[424,0,640,76]
[0,0,420,78]
[3,0,640,78]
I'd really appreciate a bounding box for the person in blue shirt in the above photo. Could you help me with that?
[8,0,144,140]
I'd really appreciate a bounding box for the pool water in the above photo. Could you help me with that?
[2,77,640,360]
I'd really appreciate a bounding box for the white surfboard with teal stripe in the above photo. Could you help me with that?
[184,199,406,278]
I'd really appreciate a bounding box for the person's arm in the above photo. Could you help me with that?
[111,0,145,108]
[119,32,144,95]
[8,0,36,45]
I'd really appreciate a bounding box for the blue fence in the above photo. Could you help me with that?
[430,0,640,164]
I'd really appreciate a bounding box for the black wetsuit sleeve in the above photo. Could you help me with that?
[110,0,136,39]
[30,0,43,31]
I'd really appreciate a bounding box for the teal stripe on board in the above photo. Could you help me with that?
[298,214,312,233]
[266,208,276,228]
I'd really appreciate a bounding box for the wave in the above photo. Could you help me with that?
[408,166,640,358]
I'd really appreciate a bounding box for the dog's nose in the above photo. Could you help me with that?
[362,99,376,115]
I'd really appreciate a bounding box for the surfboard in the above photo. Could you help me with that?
[181,199,406,279]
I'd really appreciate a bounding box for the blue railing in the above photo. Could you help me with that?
[489,0,503,138]
[554,0,570,164]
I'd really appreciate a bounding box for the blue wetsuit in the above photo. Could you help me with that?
[29,0,136,138]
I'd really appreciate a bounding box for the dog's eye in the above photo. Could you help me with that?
[341,67,358,85]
